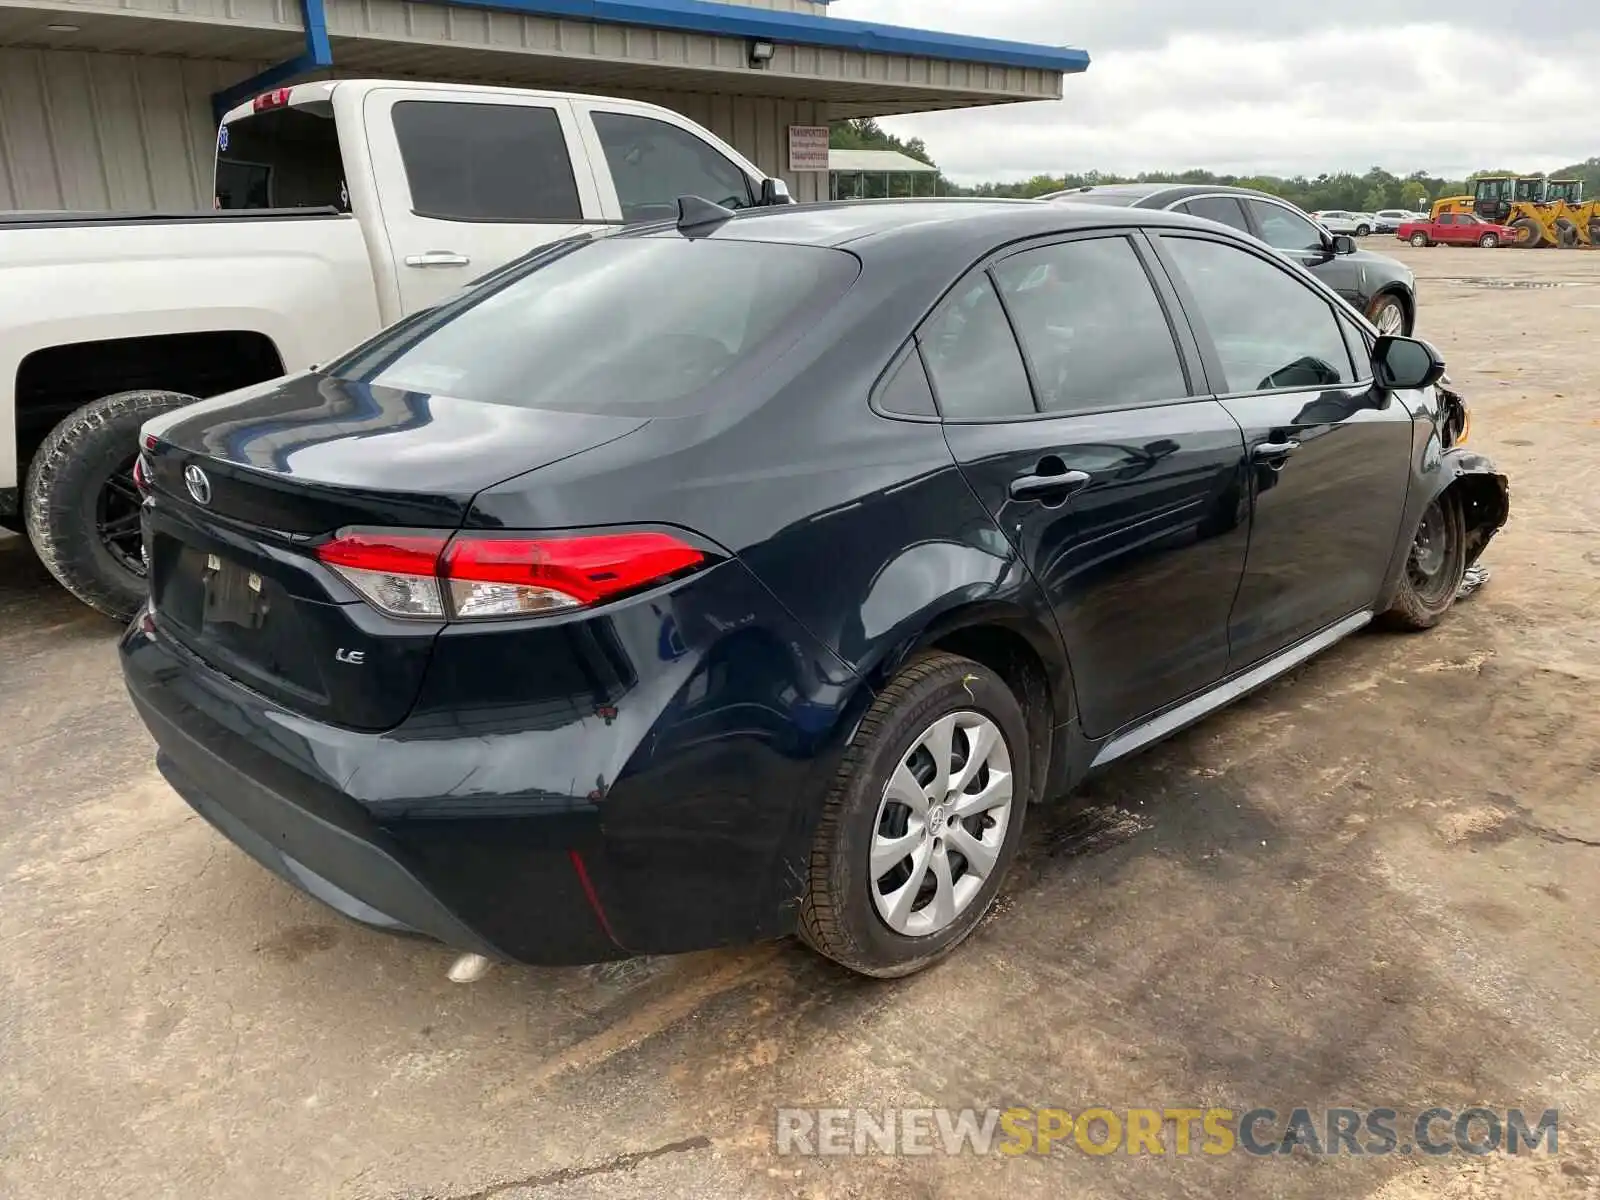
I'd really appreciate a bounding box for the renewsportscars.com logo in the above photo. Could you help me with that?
[774,1106,1560,1158]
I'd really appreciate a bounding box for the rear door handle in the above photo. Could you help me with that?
[1252,438,1301,462]
[404,251,471,268]
[1008,468,1091,502]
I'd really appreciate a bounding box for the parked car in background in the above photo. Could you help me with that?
[1313,210,1374,236]
[1374,209,1426,234]
[121,198,1507,979]
[1,78,793,622]
[1041,183,1417,335]
[1398,212,1513,247]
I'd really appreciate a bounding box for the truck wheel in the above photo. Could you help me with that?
[1380,493,1467,631]
[24,389,196,622]
[798,652,1031,977]
[1478,232,1499,248]
[1509,217,1544,248]
[1410,232,1430,247]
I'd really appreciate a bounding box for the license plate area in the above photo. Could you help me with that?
[153,542,328,704]
[201,553,268,630]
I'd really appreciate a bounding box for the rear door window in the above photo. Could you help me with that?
[333,236,859,416]
[591,111,754,224]
[391,101,582,221]
[916,275,1036,421]
[992,236,1190,414]
[1178,196,1251,234]
[216,105,346,210]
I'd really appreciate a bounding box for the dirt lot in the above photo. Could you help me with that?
[2,240,1598,1199]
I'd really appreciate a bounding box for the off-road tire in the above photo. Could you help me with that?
[1380,492,1468,631]
[24,389,195,621]
[1510,216,1544,248]
[798,652,1032,978]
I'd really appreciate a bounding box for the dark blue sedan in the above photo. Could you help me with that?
[121,198,1508,977]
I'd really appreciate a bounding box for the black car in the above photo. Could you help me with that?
[121,198,1507,979]
[1041,184,1418,337]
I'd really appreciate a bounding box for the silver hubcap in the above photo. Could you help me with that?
[869,711,1014,938]
[1375,302,1404,335]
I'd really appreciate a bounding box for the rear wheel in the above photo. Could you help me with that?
[1478,232,1499,248]
[23,389,196,621]
[1355,223,1372,237]
[799,652,1031,977]
[1381,494,1467,631]
[1410,232,1430,247]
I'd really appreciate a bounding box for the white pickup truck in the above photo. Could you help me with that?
[1,78,791,619]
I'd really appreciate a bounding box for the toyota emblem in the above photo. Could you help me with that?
[184,464,212,506]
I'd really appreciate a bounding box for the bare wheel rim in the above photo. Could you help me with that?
[1407,498,1453,603]
[1374,299,1405,335]
[869,711,1013,938]
[96,453,146,578]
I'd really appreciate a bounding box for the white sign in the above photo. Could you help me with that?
[788,126,830,173]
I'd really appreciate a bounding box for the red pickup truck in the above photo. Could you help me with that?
[1397,212,1514,247]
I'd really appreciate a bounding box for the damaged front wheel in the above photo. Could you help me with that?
[1381,493,1468,631]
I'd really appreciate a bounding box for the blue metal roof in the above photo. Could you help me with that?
[440,0,1091,73]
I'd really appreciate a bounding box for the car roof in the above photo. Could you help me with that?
[633,197,1221,259]
[1040,182,1307,210]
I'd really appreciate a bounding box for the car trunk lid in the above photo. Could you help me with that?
[140,373,647,730]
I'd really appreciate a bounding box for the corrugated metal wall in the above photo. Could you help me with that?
[0,49,829,211]
[0,49,252,211]
[712,0,830,13]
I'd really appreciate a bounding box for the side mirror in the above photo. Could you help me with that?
[1330,234,1357,256]
[1373,335,1446,391]
[758,177,793,206]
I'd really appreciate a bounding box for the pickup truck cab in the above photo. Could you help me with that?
[1398,212,1512,248]
[1,78,791,619]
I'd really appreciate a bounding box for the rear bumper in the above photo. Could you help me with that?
[119,555,863,965]
[125,651,622,964]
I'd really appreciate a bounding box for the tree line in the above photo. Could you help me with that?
[828,119,1600,211]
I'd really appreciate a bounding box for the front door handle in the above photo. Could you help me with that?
[1251,438,1301,462]
[404,250,472,268]
[1008,468,1091,502]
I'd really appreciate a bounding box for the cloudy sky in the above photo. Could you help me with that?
[833,0,1598,185]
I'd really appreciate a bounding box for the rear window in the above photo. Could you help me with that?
[215,105,347,210]
[331,235,860,417]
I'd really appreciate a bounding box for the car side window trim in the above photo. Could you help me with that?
[915,228,1211,425]
[869,339,943,423]
[1144,229,1370,401]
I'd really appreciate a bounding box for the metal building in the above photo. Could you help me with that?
[0,0,1087,211]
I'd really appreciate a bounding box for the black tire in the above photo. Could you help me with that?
[1509,216,1544,248]
[1355,223,1372,237]
[1367,291,1410,337]
[1380,492,1467,631]
[798,652,1032,978]
[23,389,196,621]
[1410,232,1430,247]
[1478,232,1499,248]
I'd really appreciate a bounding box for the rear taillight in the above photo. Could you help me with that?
[314,529,714,620]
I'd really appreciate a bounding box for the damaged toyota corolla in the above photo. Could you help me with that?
[121,198,1509,978]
